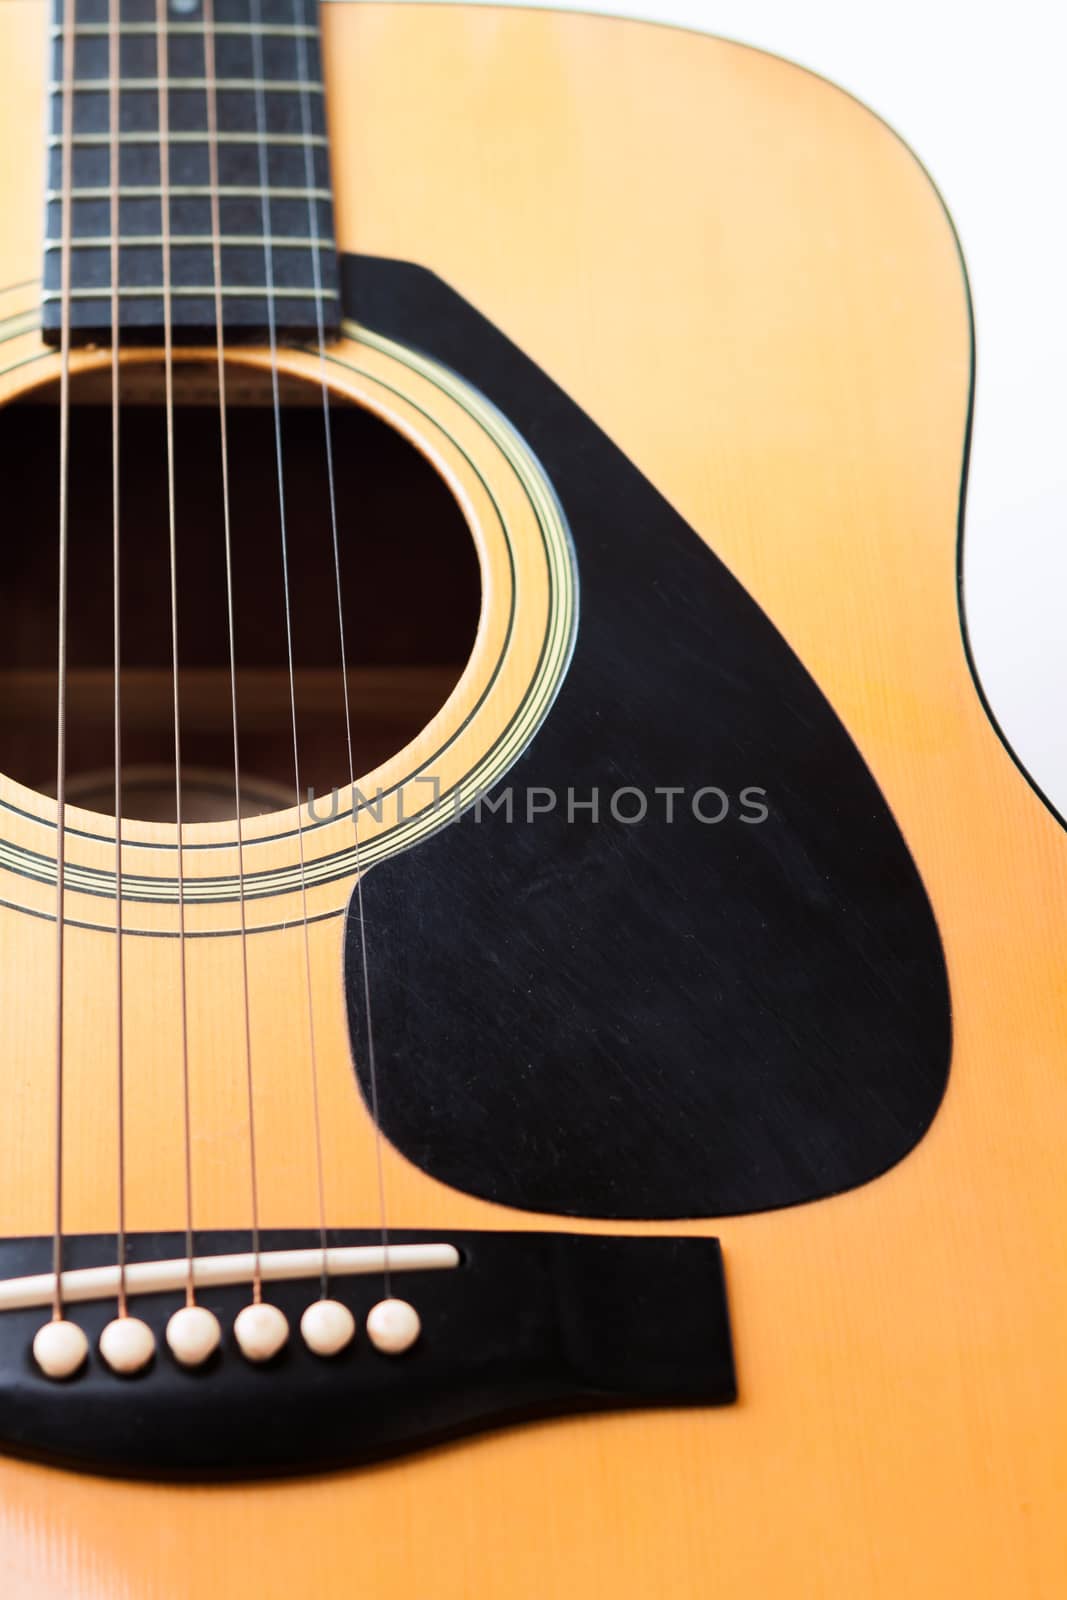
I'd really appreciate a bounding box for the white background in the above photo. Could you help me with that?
[377,0,1067,814]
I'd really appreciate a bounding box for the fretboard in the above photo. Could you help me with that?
[43,0,341,345]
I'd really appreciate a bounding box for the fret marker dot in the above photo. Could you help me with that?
[234,1301,289,1363]
[99,1315,156,1376]
[166,1304,221,1369]
[300,1298,356,1358]
[32,1319,89,1381]
[366,1298,421,1355]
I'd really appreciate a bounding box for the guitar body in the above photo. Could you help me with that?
[0,2,1065,1595]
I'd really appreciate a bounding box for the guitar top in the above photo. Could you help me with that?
[0,0,1063,1595]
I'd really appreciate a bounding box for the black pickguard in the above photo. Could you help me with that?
[343,256,952,1220]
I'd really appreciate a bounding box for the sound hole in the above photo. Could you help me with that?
[0,361,480,821]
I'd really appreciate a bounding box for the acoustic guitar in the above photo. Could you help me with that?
[0,0,1063,1594]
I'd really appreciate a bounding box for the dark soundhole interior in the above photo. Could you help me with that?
[0,362,480,820]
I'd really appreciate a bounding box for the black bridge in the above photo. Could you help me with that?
[0,1230,735,1478]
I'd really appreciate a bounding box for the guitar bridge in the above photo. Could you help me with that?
[0,1230,736,1478]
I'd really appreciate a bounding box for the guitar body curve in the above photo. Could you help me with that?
[0,2,1064,1595]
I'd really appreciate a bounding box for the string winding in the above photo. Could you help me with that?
[250,0,330,1295]
[109,0,128,1322]
[45,0,388,1330]
[292,0,393,1293]
[50,0,77,1326]
[203,0,264,1306]
[155,0,197,1305]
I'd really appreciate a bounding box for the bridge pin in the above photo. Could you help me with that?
[234,1301,289,1363]
[32,1318,89,1380]
[99,1315,156,1376]
[366,1298,421,1355]
[166,1304,222,1369]
[300,1298,356,1357]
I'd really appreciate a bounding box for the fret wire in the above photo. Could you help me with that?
[47,185,331,199]
[44,234,335,249]
[42,2,339,341]
[48,131,327,146]
[42,286,339,300]
[50,78,324,93]
[50,23,319,36]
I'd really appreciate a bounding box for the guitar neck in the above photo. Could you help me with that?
[42,0,341,346]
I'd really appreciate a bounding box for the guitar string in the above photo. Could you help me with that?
[202,0,263,1306]
[108,0,128,1322]
[250,0,330,1295]
[155,0,197,1307]
[292,1,393,1295]
[51,0,76,1326]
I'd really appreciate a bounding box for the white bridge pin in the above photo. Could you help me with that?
[300,1298,356,1358]
[366,1298,421,1355]
[99,1315,156,1376]
[32,1318,89,1381]
[234,1301,289,1363]
[166,1304,222,1369]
